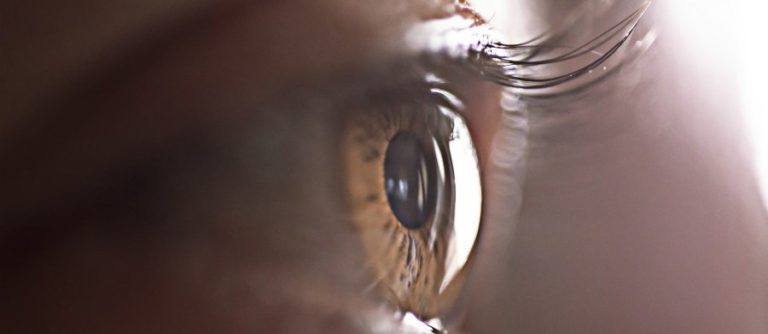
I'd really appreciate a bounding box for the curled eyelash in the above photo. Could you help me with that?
[467,1,652,90]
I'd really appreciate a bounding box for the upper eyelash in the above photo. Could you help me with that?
[464,1,652,90]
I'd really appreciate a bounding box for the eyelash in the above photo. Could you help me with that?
[465,1,652,91]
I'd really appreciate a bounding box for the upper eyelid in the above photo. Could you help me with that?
[475,2,651,90]
[405,13,498,61]
[409,2,654,93]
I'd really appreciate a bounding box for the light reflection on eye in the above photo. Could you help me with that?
[341,77,481,322]
[335,3,653,329]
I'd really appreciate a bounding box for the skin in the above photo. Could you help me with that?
[1,0,767,333]
[1,0,499,332]
[465,1,768,333]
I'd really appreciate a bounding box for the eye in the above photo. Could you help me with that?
[341,81,482,319]
[383,131,437,230]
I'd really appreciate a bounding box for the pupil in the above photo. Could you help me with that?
[383,132,437,229]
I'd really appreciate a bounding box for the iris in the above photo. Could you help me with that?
[384,132,439,229]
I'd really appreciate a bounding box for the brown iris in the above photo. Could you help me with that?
[383,131,439,230]
[341,88,480,318]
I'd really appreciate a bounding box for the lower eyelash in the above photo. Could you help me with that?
[468,1,653,91]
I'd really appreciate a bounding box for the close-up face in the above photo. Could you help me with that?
[1,0,767,333]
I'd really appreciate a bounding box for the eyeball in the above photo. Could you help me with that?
[342,83,482,319]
